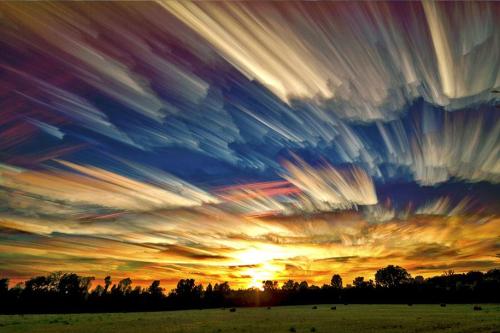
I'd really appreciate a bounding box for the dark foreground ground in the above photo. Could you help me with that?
[0,304,499,333]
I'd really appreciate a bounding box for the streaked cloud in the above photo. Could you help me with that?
[162,1,499,118]
[0,161,217,212]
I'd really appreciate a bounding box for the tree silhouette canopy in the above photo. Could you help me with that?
[1,265,498,314]
[331,274,343,289]
[375,265,412,288]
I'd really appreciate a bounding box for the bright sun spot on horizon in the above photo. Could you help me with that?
[242,260,282,289]
[233,246,286,289]
[247,268,275,290]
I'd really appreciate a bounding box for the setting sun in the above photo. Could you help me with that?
[245,264,280,290]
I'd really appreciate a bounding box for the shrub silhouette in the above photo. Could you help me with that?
[229,308,236,312]
[473,306,482,311]
[331,306,336,310]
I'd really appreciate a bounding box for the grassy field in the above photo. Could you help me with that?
[0,304,498,333]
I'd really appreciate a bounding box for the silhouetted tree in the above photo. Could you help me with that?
[148,280,163,296]
[131,286,142,296]
[0,278,8,296]
[24,272,64,295]
[92,285,105,297]
[214,281,230,295]
[58,273,94,298]
[464,271,483,284]
[193,284,203,299]
[375,265,411,288]
[331,274,342,289]
[175,279,196,297]
[414,275,425,284]
[262,280,279,292]
[104,276,112,293]
[282,280,297,291]
[2,266,499,314]
[113,278,132,295]
[444,270,455,277]
[352,277,364,288]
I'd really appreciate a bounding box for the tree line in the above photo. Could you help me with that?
[0,265,498,314]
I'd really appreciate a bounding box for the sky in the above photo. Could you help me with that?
[0,1,499,289]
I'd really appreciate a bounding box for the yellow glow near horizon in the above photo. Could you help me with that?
[245,263,281,290]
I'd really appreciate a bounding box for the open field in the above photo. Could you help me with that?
[0,304,499,333]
